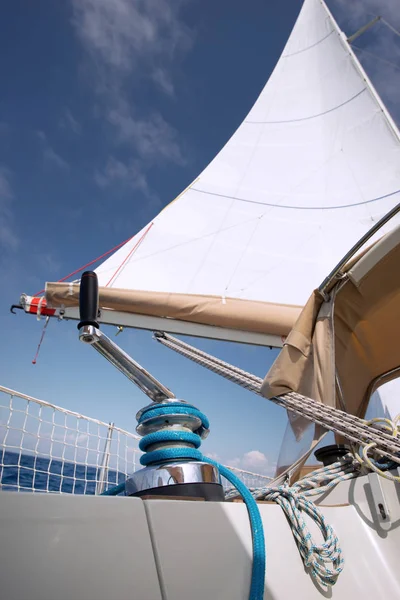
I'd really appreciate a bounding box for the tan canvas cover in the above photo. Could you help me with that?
[261,290,336,407]
[45,283,301,338]
[335,235,400,416]
[262,225,400,418]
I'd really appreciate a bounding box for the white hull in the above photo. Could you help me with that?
[1,469,399,599]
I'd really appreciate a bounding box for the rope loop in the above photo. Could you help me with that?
[259,482,344,588]
[356,415,400,482]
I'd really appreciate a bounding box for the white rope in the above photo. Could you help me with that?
[156,331,400,586]
[354,415,400,483]
[227,455,360,589]
[263,487,343,587]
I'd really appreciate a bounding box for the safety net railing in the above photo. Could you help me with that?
[0,385,141,494]
[221,467,272,491]
[0,385,271,494]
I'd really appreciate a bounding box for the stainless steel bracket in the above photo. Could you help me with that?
[79,324,175,402]
[368,472,391,531]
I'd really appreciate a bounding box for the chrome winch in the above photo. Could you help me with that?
[78,271,223,500]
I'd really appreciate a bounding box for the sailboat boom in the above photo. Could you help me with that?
[18,296,284,347]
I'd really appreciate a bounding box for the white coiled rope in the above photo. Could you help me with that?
[155,332,400,587]
[226,454,360,588]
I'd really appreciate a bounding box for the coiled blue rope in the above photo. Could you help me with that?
[103,401,266,600]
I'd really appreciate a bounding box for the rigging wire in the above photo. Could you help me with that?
[353,44,400,73]
[32,317,50,365]
[382,18,400,38]
[154,332,400,473]
[33,235,134,297]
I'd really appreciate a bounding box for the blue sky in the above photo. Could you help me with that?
[1,0,399,476]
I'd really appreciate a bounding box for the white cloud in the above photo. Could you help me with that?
[71,0,192,75]
[204,452,220,462]
[71,0,193,171]
[226,450,274,476]
[60,108,81,135]
[36,253,61,275]
[108,102,185,165]
[152,67,175,96]
[37,131,70,170]
[94,155,151,194]
[64,432,89,445]
[43,146,70,170]
[205,449,275,476]
[0,167,19,251]
[94,156,161,217]
[332,0,398,23]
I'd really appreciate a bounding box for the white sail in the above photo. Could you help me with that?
[44,0,400,344]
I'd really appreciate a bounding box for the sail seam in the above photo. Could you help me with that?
[245,88,366,124]
[282,29,335,57]
[190,187,400,211]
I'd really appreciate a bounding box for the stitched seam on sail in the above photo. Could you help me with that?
[190,187,400,211]
[282,29,335,58]
[245,88,366,124]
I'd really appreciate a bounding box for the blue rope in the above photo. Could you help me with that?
[137,402,266,600]
[137,402,210,430]
[139,430,201,452]
[205,458,265,600]
[101,481,125,496]
[101,402,266,599]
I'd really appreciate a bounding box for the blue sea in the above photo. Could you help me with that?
[0,450,125,494]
